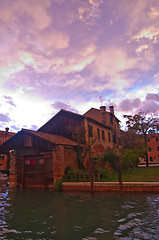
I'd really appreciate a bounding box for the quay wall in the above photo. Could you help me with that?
[62,182,159,192]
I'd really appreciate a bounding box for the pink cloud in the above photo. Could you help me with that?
[146,93,159,102]
[118,98,141,112]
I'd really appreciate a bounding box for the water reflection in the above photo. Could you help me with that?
[1,177,159,240]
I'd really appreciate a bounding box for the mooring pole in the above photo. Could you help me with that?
[90,157,94,194]
[116,156,124,194]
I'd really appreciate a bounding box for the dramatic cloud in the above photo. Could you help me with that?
[140,100,159,113]
[146,93,159,102]
[0,114,11,122]
[118,98,141,112]
[52,101,77,113]
[78,0,103,26]
[0,0,159,131]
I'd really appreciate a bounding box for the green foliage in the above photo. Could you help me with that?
[54,179,63,191]
[124,111,159,136]
[119,148,145,169]
[124,111,159,167]
[102,149,117,170]
[65,166,75,175]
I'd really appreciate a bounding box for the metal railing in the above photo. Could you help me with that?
[63,173,104,182]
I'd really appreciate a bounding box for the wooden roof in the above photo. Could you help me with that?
[38,109,84,132]
[23,129,78,146]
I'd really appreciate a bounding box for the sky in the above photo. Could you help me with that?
[0,0,159,132]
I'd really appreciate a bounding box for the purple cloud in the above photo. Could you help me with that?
[52,101,77,113]
[31,125,38,131]
[0,114,11,122]
[11,125,20,131]
[118,98,141,112]
[146,93,159,102]
[4,95,16,107]
[140,100,159,113]
[4,96,12,100]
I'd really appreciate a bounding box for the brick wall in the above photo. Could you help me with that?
[147,134,159,163]
[53,145,78,182]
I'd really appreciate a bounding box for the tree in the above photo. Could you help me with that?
[67,124,87,169]
[102,148,117,170]
[124,111,159,167]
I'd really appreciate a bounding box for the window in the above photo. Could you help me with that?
[88,125,93,137]
[157,146,159,151]
[150,157,153,161]
[156,138,158,142]
[108,132,111,142]
[112,134,116,143]
[101,130,105,140]
[110,116,113,125]
[97,128,100,139]
[149,147,151,152]
[24,135,33,147]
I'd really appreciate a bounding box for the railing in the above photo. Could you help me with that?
[63,173,104,182]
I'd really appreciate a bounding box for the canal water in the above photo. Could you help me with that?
[1,176,159,240]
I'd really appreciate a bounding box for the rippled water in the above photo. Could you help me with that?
[1,176,159,239]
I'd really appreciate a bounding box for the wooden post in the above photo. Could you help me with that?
[21,156,25,188]
[116,156,124,194]
[90,157,94,194]
[9,150,17,188]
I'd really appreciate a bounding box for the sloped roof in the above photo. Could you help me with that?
[38,108,113,133]
[84,107,120,123]
[38,109,84,132]
[22,129,78,146]
[0,131,15,136]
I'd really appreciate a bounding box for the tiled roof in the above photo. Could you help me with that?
[0,131,15,136]
[23,129,78,146]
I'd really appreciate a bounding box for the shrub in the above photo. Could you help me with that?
[54,179,63,191]
[119,148,145,169]
[102,149,117,170]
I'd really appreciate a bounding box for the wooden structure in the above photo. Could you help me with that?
[16,152,53,188]
[0,129,78,188]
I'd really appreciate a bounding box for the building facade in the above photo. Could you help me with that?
[147,133,159,164]
[0,128,15,170]
[0,105,122,187]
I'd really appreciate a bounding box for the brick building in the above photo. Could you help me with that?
[0,128,15,170]
[147,133,159,164]
[0,105,122,187]
[0,128,15,145]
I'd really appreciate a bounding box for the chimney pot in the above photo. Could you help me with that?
[109,106,114,115]
[5,127,9,132]
[100,106,106,113]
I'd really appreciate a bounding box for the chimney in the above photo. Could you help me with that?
[109,106,114,115]
[5,127,9,132]
[100,106,106,114]
[100,106,106,124]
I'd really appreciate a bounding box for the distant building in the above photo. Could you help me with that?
[0,128,15,145]
[0,128,15,170]
[147,133,159,164]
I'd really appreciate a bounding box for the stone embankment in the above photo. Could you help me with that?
[62,182,159,192]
